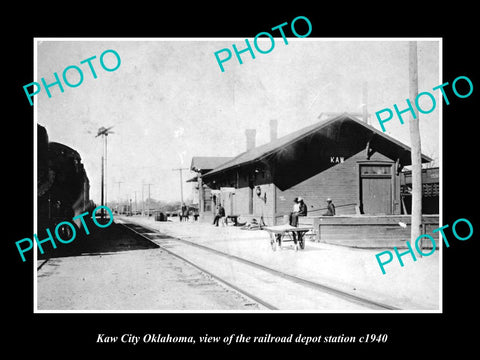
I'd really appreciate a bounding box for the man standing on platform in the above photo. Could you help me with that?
[289,197,300,227]
[295,197,308,245]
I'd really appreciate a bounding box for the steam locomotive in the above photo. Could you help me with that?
[37,124,95,242]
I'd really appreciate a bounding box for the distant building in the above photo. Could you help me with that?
[188,156,233,219]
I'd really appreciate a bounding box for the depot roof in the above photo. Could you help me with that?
[190,156,234,173]
[202,112,432,182]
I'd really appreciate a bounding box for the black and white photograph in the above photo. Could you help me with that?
[33,38,441,312]
[6,8,478,355]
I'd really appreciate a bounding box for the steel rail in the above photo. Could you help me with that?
[120,222,278,310]
[120,220,400,311]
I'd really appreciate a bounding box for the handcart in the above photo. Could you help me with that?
[263,224,313,251]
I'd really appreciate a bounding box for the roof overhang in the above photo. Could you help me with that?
[202,113,433,183]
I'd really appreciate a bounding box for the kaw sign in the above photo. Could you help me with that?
[330,156,344,164]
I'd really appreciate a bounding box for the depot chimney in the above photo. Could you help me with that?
[245,129,256,151]
[362,81,368,124]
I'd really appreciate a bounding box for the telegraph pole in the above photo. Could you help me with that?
[100,154,104,218]
[114,181,123,197]
[96,126,114,221]
[141,181,144,215]
[134,191,137,213]
[105,134,108,210]
[409,41,423,250]
[144,183,153,215]
[114,180,123,211]
[172,167,189,204]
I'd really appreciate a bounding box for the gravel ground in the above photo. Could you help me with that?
[36,223,264,311]
[36,216,440,311]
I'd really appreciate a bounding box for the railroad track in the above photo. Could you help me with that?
[119,220,400,311]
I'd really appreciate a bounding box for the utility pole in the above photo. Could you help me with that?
[114,180,123,211]
[134,191,137,213]
[100,155,104,218]
[141,181,146,215]
[409,41,423,249]
[144,183,153,215]
[96,126,114,221]
[172,168,189,204]
[114,181,123,197]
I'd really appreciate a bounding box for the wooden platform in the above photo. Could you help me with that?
[305,215,440,249]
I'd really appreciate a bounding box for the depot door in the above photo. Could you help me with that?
[360,164,393,215]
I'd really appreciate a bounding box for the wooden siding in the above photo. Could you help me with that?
[234,184,275,225]
[234,187,250,216]
[253,183,275,225]
[224,149,403,225]
[275,150,398,221]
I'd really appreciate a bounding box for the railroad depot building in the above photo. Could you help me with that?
[194,113,439,248]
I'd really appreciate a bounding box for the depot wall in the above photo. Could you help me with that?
[212,149,400,226]
[230,183,275,225]
[275,150,396,220]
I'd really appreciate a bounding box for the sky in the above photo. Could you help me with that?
[36,38,440,205]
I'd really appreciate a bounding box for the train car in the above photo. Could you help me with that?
[37,124,95,243]
[400,167,439,214]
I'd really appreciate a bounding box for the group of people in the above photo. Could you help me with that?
[288,196,335,226]
[179,203,199,222]
[284,196,335,245]
[289,196,308,227]
[211,196,336,229]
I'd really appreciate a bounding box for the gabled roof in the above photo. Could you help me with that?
[202,112,432,181]
[190,156,234,173]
